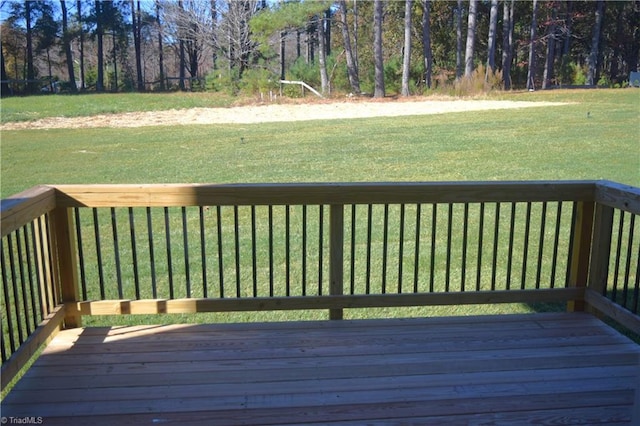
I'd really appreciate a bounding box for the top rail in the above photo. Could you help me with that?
[52,181,597,208]
[1,186,57,237]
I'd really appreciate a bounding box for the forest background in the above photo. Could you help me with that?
[1,0,639,98]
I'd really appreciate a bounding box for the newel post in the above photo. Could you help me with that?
[585,202,614,303]
[329,204,344,320]
[49,206,82,328]
[567,201,595,312]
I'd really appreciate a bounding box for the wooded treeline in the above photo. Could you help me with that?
[1,0,638,97]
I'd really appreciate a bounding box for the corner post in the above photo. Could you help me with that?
[329,204,344,320]
[567,201,595,312]
[49,206,82,328]
[586,203,614,302]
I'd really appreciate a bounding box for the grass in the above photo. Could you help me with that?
[1,89,638,198]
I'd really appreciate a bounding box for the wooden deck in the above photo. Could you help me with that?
[2,312,640,425]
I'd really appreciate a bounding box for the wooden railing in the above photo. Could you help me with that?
[2,180,639,391]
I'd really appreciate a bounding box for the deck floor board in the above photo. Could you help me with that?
[2,312,639,425]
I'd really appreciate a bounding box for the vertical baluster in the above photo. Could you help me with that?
[430,204,437,293]
[350,205,356,295]
[521,202,532,290]
[164,207,174,299]
[216,206,224,298]
[491,203,501,291]
[29,221,45,322]
[7,236,24,344]
[285,205,291,297]
[23,225,39,331]
[233,206,241,298]
[611,211,625,302]
[621,215,636,309]
[73,208,87,300]
[461,204,469,292]
[111,208,123,299]
[535,202,548,289]
[445,203,453,293]
[413,204,422,293]
[129,208,140,299]
[268,206,274,297]
[318,205,324,295]
[199,207,207,298]
[506,203,517,290]
[382,204,389,294]
[182,207,191,298]
[146,207,157,299]
[251,206,258,297]
[93,209,105,299]
[397,204,405,294]
[15,229,32,335]
[1,240,17,354]
[301,205,307,296]
[549,202,563,289]
[365,204,373,295]
[476,203,484,291]
[632,245,640,314]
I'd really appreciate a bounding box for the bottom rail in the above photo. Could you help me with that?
[74,288,584,316]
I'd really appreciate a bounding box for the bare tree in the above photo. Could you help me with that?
[464,0,477,77]
[219,0,261,78]
[317,13,329,95]
[131,0,144,91]
[401,0,413,96]
[455,0,463,79]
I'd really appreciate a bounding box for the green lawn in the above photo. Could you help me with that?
[1,89,638,198]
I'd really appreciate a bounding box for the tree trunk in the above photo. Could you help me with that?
[77,0,85,90]
[0,41,9,96]
[526,0,538,90]
[486,0,498,79]
[373,0,385,98]
[25,0,35,93]
[318,14,330,95]
[455,0,463,79]
[586,0,604,86]
[60,0,77,93]
[178,1,186,90]
[464,0,477,77]
[542,3,557,89]
[112,31,118,91]
[96,0,105,92]
[156,1,165,90]
[502,0,514,89]
[339,0,360,94]
[131,0,144,91]
[280,31,286,80]
[422,0,432,89]
[401,0,413,96]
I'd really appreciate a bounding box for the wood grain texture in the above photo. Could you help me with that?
[3,312,639,425]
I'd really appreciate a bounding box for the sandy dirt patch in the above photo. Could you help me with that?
[1,99,566,130]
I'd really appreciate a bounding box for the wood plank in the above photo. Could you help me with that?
[2,313,639,424]
[1,185,56,237]
[595,180,640,214]
[585,289,640,335]
[74,288,584,315]
[53,181,596,208]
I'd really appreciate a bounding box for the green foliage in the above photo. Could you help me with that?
[287,57,320,88]
[239,68,279,95]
